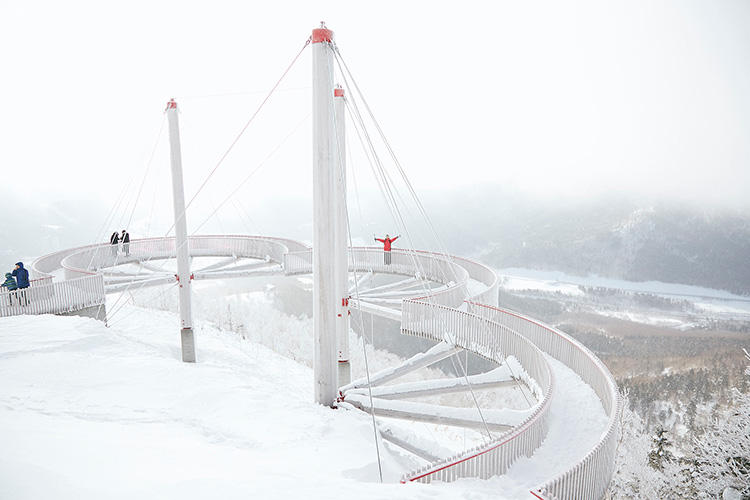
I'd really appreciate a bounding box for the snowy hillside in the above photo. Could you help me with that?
[0,278,613,500]
[415,189,750,295]
[3,296,567,499]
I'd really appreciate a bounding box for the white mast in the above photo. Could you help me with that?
[334,85,351,386]
[166,99,196,363]
[312,23,338,406]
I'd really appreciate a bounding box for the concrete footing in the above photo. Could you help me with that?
[181,327,196,362]
[338,360,351,387]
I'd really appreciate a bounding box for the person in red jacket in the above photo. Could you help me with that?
[375,234,400,265]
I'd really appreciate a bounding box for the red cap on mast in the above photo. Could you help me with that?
[166,98,177,110]
[334,86,344,97]
[312,21,333,44]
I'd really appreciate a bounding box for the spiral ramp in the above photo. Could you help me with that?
[3,235,623,499]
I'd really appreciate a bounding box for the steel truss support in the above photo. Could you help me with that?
[342,342,463,391]
[343,394,514,432]
[346,368,518,400]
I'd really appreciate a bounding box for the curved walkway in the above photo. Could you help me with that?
[21,235,620,499]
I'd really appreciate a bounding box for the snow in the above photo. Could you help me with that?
[591,308,698,330]
[498,267,750,303]
[0,312,426,499]
[466,278,491,298]
[0,292,609,499]
[500,274,585,297]
[694,300,750,316]
[500,356,609,486]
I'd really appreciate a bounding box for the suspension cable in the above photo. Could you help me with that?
[334,46,497,441]
[189,111,311,236]
[232,198,263,235]
[327,64,383,483]
[89,170,143,321]
[164,36,312,237]
[336,55,453,290]
[334,44,460,282]
[104,40,312,321]
[106,282,180,329]
[337,44,535,411]
[126,114,167,232]
[90,113,168,323]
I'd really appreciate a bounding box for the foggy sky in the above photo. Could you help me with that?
[1,0,749,244]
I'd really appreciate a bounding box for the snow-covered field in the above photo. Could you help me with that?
[0,291,607,499]
[590,309,699,331]
[498,267,750,306]
[497,267,750,328]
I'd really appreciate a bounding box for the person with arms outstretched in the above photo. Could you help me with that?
[375,234,400,265]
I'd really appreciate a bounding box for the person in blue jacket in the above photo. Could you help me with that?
[12,262,29,289]
[11,262,30,306]
[1,273,17,290]
[2,272,18,306]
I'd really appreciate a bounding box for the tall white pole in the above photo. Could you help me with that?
[166,99,196,363]
[333,85,351,386]
[312,23,338,406]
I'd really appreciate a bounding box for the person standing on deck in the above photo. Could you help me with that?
[11,262,29,306]
[110,231,120,257]
[121,230,130,257]
[1,272,17,306]
[375,234,400,265]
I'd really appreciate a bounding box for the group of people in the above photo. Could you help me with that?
[110,230,131,257]
[1,234,399,307]
[1,262,30,306]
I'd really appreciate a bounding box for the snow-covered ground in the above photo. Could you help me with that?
[497,267,750,327]
[498,267,750,305]
[500,274,585,297]
[1,291,608,499]
[590,309,699,331]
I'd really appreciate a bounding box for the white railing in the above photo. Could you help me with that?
[59,235,294,279]
[33,246,91,278]
[283,249,313,275]
[284,247,471,308]
[0,274,105,318]
[470,304,622,500]
[450,254,499,306]
[30,276,54,288]
[25,235,617,498]
[399,299,554,483]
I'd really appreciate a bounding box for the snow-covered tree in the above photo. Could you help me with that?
[610,390,700,499]
[649,426,675,471]
[610,390,668,498]
[693,349,750,498]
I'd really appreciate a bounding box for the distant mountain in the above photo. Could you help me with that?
[0,193,107,267]
[423,188,750,295]
[2,185,749,294]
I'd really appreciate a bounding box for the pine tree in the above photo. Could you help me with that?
[649,426,675,471]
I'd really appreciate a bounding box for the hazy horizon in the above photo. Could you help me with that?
[1,1,749,222]
[2,1,750,287]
